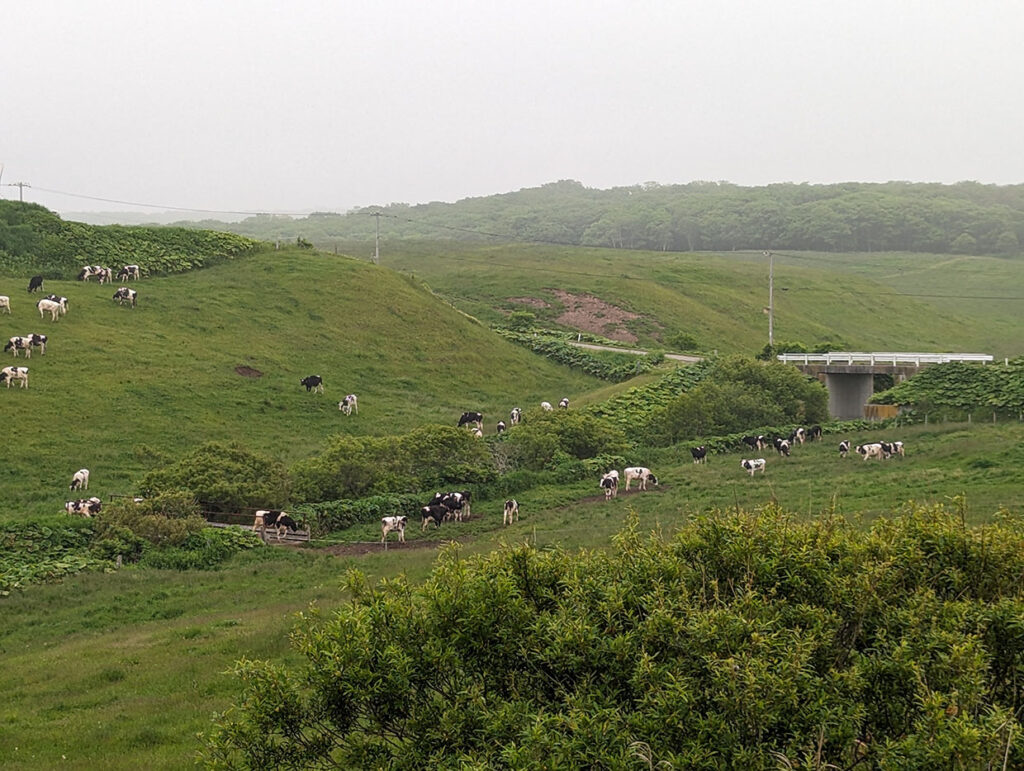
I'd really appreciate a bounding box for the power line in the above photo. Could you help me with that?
[27,185,313,217]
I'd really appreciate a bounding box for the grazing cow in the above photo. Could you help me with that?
[381,515,407,547]
[112,287,137,307]
[339,393,358,415]
[879,441,905,459]
[558,397,569,409]
[421,504,446,531]
[856,443,884,461]
[773,437,791,457]
[691,445,708,464]
[300,375,324,393]
[0,366,29,388]
[496,420,506,434]
[458,411,483,429]
[70,468,90,491]
[839,440,851,458]
[808,425,823,442]
[65,497,102,517]
[441,491,471,521]
[118,264,141,281]
[540,401,553,411]
[95,267,114,284]
[624,466,658,491]
[5,337,31,357]
[252,509,299,541]
[741,435,760,450]
[741,458,767,476]
[45,294,69,314]
[600,472,619,500]
[0,296,9,314]
[790,427,806,445]
[27,275,43,293]
[37,298,62,321]
[890,440,905,458]
[471,427,483,438]
[503,499,519,525]
[78,266,96,281]
[510,407,522,425]
[28,334,47,356]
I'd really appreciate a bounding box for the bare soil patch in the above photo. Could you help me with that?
[235,365,263,378]
[507,296,551,309]
[549,290,641,343]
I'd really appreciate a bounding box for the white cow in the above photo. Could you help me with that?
[70,468,90,491]
[381,515,407,547]
[741,458,766,476]
[0,366,29,388]
[339,394,358,415]
[37,298,63,321]
[540,401,553,411]
[856,443,884,461]
[624,466,658,491]
[0,295,10,314]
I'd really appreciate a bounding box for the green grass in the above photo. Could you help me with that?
[350,240,1024,357]
[0,247,603,517]
[2,421,1021,769]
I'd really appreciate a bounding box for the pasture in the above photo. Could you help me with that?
[2,420,1022,769]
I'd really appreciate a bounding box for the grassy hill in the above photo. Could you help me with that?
[0,246,603,517]
[330,240,1024,357]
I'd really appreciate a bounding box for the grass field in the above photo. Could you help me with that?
[337,240,1024,357]
[2,420,1022,769]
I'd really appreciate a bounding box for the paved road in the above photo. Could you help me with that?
[567,341,703,363]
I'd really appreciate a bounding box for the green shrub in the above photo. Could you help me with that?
[139,527,263,570]
[0,517,107,594]
[294,493,427,535]
[94,494,207,551]
[502,411,629,471]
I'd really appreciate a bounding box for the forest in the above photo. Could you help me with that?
[172,179,1024,254]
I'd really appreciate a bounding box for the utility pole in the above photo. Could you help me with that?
[372,211,381,264]
[763,250,774,346]
[5,181,30,202]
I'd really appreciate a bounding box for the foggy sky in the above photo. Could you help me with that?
[5,0,1024,217]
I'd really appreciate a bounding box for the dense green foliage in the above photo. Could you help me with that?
[294,493,428,535]
[0,517,106,595]
[181,179,1024,254]
[648,356,830,446]
[203,504,1024,769]
[496,328,664,380]
[496,410,630,472]
[0,201,259,276]
[872,359,1024,419]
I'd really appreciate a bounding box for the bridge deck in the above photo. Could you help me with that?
[778,352,992,366]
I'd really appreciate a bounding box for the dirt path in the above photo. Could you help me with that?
[568,341,703,363]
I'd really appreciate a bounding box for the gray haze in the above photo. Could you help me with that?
[4,1,1024,218]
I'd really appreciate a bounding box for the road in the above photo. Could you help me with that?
[567,341,703,363]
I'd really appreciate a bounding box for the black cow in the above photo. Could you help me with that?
[421,504,446,531]
[691,445,708,464]
[458,411,483,429]
[27,275,43,293]
[300,375,324,393]
[808,425,823,441]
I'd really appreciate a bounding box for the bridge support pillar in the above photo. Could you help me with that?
[824,373,875,420]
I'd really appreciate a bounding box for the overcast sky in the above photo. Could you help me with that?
[4,1,1024,217]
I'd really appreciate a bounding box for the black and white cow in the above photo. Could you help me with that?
[27,275,43,293]
[856,443,884,461]
[600,471,619,500]
[880,441,906,459]
[496,420,506,434]
[558,397,569,409]
[70,468,90,491]
[0,295,10,314]
[300,375,324,393]
[95,267,115,284]
[0,366,29,388]
[65,497,102,517]
[838,440,851,458]
[458,411,483,429]
[510,407,522,425]
[503,499,519,525]
[113,287,137,307]
[381,515,407,546]
[624,466,658,491]
[773,437,791,457]
[420,504,446,531]
[691,445,708,464]
[741,435,760,451]
[252,509,299,541]
[5,337,30,357]
[789,427,806,445]
[807,425,823,442]
[118,264,141,281]
[741,458,766,476]
[78,266,98,281]
[45,294,68,314]
[28,334,47,356]
[339,393,358,415]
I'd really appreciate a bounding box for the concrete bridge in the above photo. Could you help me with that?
[778,352,994,419]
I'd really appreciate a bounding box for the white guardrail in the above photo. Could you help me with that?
[777,352,993,366]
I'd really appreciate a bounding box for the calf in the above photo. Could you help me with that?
[690,445,708,464]
[112,287,137,307]
[624,466,658,491]
[421,504,446,531]
[600,472,619,500]
[839,440,851,458]
[65,497,102,517]
[503,499,519,525]
[0,366,29,388]
[741,458,767,476]
[118,264,141,281]
[856,443,884,461]
[381,515,407,547]
[37,298,62,321]
[27,275,43,293]
[70,468,90,491]
[300,375,324,393]
[558,397,569,409]
[496,420,506,434]
[458,411,483,429]
[339,393,358,415]
[509,407,522,425]
[0,295,9,314]
[540,401,553,411]
[252,509,299,542]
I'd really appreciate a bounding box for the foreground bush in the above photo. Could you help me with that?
[203,503,1024,769]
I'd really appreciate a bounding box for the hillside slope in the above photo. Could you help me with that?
[0,248,603,516]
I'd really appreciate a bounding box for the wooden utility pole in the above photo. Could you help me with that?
[763,250,774,346]
[6,181,30,202]
[372,211,381,264]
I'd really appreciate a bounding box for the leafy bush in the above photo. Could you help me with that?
[0,517,107,595]
[501,410,629,472]
[204,503,1024,769]
[93,493,207,552]
[871,359,1024,419]
[139,527,263,570]
[140,443,291,513]
[293,494,427,535]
